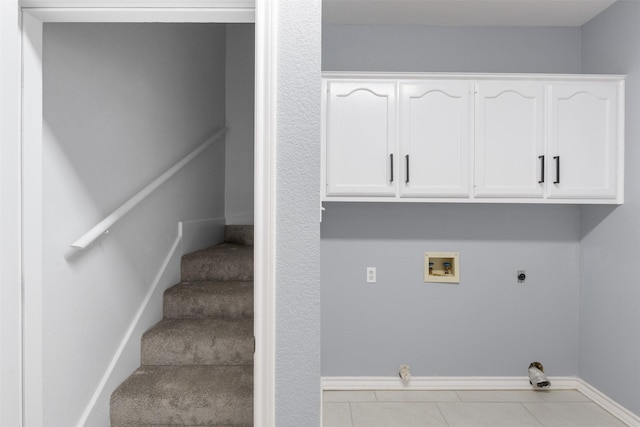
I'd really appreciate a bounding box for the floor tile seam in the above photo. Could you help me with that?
[536,390,594,403]
[595,403,632,427]
[436,401,536,407]
[434,401,452,427]
[524,401,630,427]
[371,390,463,403]
[453,390,465,402]
[354,400,451,406]
[327,393,629,427]
[348,401,355,427]
[434,401,531,427]
[574,399,628,424]
[348,400,451,427]
[518,401,546,427]
[434,399,547,424]
[453,397,534,404]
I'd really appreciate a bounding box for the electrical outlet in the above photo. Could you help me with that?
[366,267,376,283]
[517,270,526,283]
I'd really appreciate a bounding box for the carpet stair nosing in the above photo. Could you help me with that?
[163,281,254,320]
[181,243,253,282]
[141,317,254,366]
[110,365,253,426]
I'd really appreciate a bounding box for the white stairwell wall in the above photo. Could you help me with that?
[225,24,255,225]
[41,23,227,426]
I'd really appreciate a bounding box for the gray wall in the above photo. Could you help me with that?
[275,1,322,424]
[580,1,640,415]
[43,23,226,425]
[322,204,579,376]
[321,25,583,377]
[225,24,254,223]
[323,24,581,73]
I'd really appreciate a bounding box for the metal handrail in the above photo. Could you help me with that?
[70,126,228,249]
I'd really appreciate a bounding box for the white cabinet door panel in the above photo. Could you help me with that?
[475,82,545,198]
[547,83,619,199]
[326,81,396,196]
[399,81,472,197]
[322,74,623,204]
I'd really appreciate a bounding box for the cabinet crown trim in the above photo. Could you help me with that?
[322,71,625,82]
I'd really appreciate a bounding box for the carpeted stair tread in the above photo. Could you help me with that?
[163,281,253,319]
[110,365,252,426]
[142,318,253,366]
[224,225,253,247]
[111,225,254,426]
[181,243,253,282]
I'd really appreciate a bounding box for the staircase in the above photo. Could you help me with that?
[111,225,254,426]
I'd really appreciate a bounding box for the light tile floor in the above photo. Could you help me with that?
[323,390,628,427]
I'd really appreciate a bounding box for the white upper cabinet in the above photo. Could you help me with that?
[322,73,624,204]
[547,83,620,200]
[399,81,472,198]
[324,80,396,197]
[474,82,545,198]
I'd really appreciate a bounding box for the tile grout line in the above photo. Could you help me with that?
[348,401,355,427]
[324,390,630,426]
[435,402,452,427]
[519,401,545,427]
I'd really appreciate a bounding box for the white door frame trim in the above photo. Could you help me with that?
[253,1,277,425]
[16,2,275,426]
[21,11,44,426]
[0,2,25,426]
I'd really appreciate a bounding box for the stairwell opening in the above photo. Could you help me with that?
[39,22,256,425]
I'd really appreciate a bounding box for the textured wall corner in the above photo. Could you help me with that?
[580,0,640,416]
[275,0,322,425]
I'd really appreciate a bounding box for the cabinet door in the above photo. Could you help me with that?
[547,82,620,200]
[325,81,396,197]
[399,81,472,198]
[475,82,545,198]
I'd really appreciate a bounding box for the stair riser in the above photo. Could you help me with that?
[224,225,254,247]
[111,401,253,427]
[181,266,253,282]
[164,304,253,319]
[181,247,253,282]
[113,425,252,427]
[142,339,253,366]
[141,320,254,366]
[163,282,253,319]
[110,366,253,426]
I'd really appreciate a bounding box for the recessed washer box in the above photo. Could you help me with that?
[424,252,460,283]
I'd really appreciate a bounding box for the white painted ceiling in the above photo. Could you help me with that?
[323,0,618,27]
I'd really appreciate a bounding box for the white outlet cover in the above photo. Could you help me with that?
[366,267,376,283]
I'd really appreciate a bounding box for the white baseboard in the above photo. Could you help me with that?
[576,378,640,427]
[225,213,254,225]
[322,376,639,426]
[322,376,578,391]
